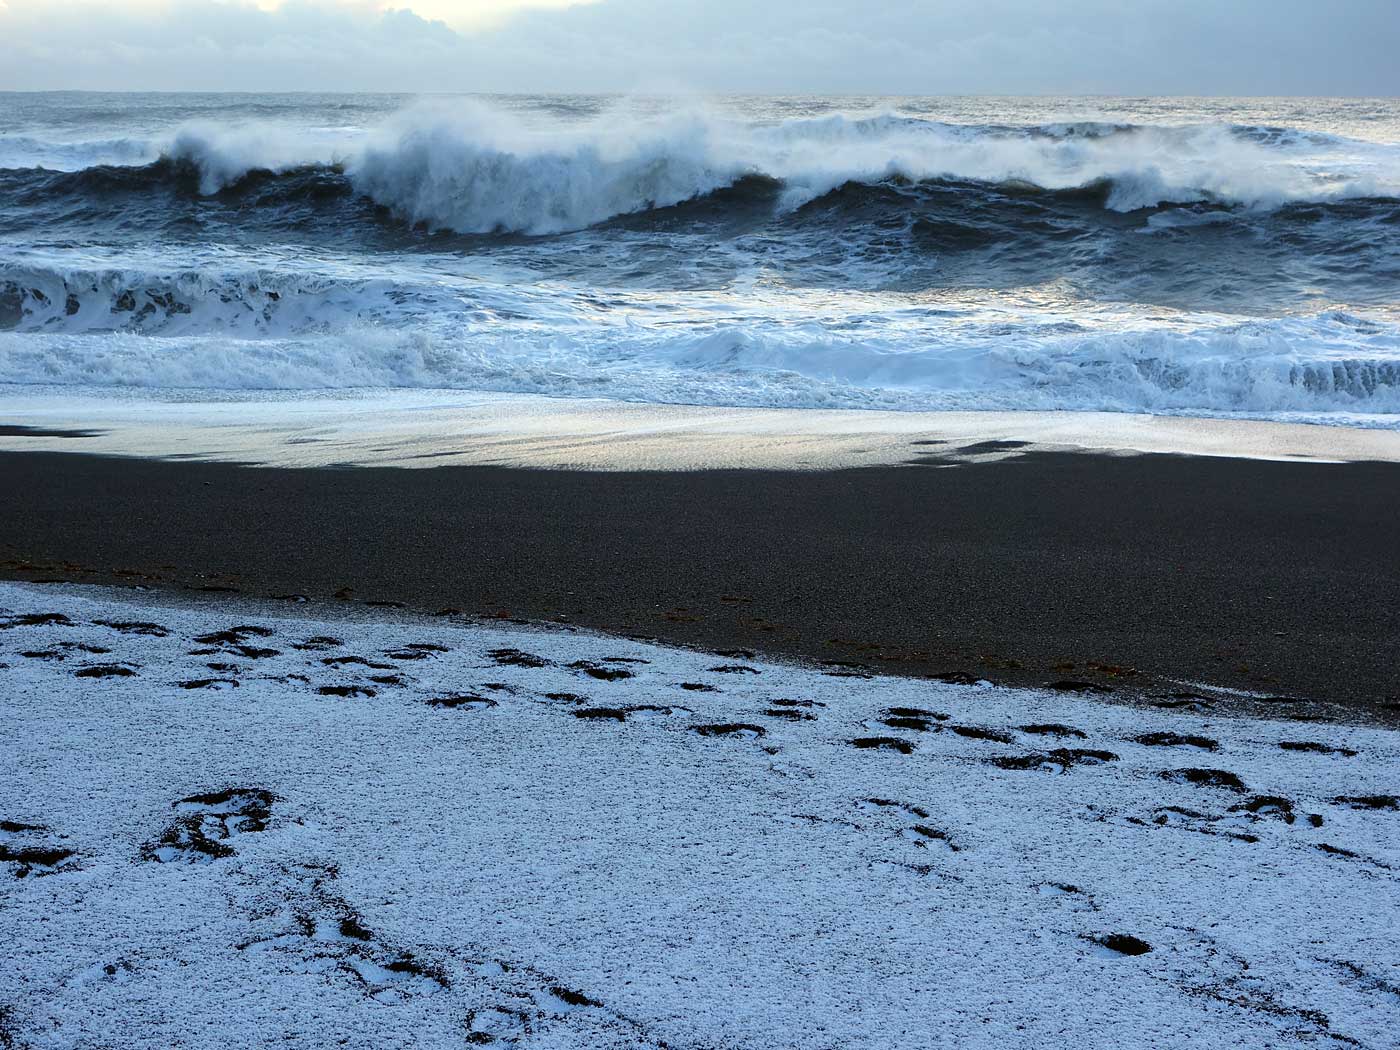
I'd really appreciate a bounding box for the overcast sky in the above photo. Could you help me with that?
[1,0,1397,95]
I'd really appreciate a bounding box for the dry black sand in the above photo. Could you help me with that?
[2,448,1397,721]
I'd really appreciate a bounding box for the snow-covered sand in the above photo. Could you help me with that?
[2,582,1397,1048]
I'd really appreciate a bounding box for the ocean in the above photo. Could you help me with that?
[2,92,1399,426]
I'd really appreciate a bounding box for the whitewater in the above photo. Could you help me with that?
[2,92,1400,424]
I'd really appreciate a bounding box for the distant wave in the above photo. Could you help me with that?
[5,105,1400,235]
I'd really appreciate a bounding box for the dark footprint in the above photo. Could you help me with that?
[318,685,377,698]
[179,678,239,691]
[765,709,814,721]
[294,636,343,651]
[61,641,111,654]
[1280,741,1358,757]
[144,788,277,863]
[1160,768,1247,792]
[1089,934,1152,957]
[1133,732,1219,751]
[0,843,76,878]
[427,695,497,711]
[488,648,551,668]
[22,641,111,660]
[570,661,633,681]
[573,705,673,723]
[903,825,961,851]
[851,737,915,754]
[886,707,947,720]
[548,985,604,1009]
[1331,795,1398,812]
[995,748,1117,773]
[194,626,274,646]
[1046,680,1112,694]
[883,717,941,732]
[574,707,630,723]
[692,723,766,739]
[708,665,760,675]
[950,725,1016,744]
[0,821,76,878]
[94,619,169,637]
[773,698,824,708]
[74,664,136,679]
[385,649,431,661]
[231,644,279,660]
[1230,795,1295,824]
[678,682,718,692]
[370,675,406,686]
[322,655,395,670]
[544,692,587,704]
[1020,724,1087,739]
[1,613,73,629]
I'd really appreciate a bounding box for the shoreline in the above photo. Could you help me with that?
[3,390,1400,470]
[3,444,1397,723]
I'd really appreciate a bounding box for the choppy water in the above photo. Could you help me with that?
[3,92,1400,424]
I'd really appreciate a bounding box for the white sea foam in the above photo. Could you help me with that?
[3,259,1398,424]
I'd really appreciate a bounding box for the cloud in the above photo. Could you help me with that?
[0,0,1396,94]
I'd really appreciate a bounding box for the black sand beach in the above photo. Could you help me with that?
[2,447,1398,722]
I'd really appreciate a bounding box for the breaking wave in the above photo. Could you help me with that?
[5,105,1399,235]
[3,261,1399,423]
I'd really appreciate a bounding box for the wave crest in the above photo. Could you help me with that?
[7,103,1398,235]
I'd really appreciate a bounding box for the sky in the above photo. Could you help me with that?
[0,0,1397,95]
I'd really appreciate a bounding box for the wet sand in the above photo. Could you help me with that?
[2,446,1397,722]
[4,390,1400,469]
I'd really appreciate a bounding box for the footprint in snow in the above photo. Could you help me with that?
[1020,724,1088,739]
[1159,768,1248,792]
[143,788,277,863]
[691,723,766,739]
[1,820,77,878]
[73,664,137,679]
[1132,732,1219,751]
[993,749,1118,773]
